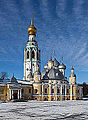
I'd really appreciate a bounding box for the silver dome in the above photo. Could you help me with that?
[41,68,64,80]
[59,63,66,69]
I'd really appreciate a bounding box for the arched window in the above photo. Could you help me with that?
[32,50,35,59]
[44,98,48,101]
[57,88,60,93]
[27,51,29,59]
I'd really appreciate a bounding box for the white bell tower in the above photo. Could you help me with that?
[23,14,41,81]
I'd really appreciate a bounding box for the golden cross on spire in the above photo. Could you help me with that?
[31,12,33,25]
[72,66,74,70]
[62,56,63,63]
[32,12,33,18]
[13,73,14,77]
[54,50,55,58]
[50,51,52,60]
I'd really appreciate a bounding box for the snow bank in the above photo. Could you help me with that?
[0,100,88,120]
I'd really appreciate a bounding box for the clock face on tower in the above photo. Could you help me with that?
[26,68,29,71]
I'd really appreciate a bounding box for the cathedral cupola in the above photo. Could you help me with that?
[48,58,54,69]
[58,57,66,70]
[59,62,66,69]
[69,66,76,84]
[69,66,76,78]
[28,13,37,35]
[58,57,66,76]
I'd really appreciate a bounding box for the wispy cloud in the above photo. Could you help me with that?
[39,0,51,21]
[0,46,7,54]
[56,0,66,18]
[74,43,87,59]
[73,0,84,19]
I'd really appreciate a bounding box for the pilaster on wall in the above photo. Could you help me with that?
[55,84,57,101]
[65,85,67,100]
[42,83,44,101]
[48,84,51,101]
[60,85,62,101]
[70,85,73,100]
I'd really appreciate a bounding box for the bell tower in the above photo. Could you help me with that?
[23,14,41,81]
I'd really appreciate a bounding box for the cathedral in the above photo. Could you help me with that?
[0,16,83,101]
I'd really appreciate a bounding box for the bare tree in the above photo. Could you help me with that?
[0,72,8,80]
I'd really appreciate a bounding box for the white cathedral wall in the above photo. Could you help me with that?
[25,60,40,80]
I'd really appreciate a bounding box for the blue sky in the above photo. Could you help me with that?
[0,0,88,83]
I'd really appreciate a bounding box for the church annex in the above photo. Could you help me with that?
[0,16,83,101]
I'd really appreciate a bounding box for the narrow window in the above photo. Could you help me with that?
[35,89,38,93]
[32,51,35,59]
[21,89,24,94]
[62,86,65,95]
[57,97,60,100]
[57,88,60,93]
[78,89,79,93]
[35,97,37,100]
[52,98,54,101]
[29,89,31,93]
[27,51,29,59]
[32,43,34,45]
[44,98,48,101]
[52,89,54,93]
[45,88,47,93]
[67,89,69,94]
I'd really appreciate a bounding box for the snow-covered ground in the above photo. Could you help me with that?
[0,100,88,120]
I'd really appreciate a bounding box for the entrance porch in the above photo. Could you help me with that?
[10,89,21,100]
